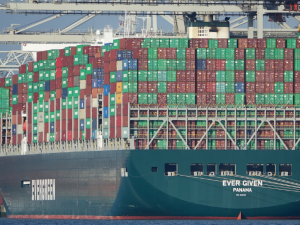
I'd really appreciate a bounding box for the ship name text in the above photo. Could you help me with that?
[222,180,263,187]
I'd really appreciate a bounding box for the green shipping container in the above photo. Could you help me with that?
[158,59,167,70]
[158,82,167,93]
[235,93,245,104]
[228,39,238,48]
[186,93,195,104]
[177,93,186,104]
[216,94,225,104]
[147,93,157,104]
[122,71,129,82]
[225,71,235,82]
[33,62,39,72]
[28,83,33,93]
[176,60,186,70]
[284,71,293,82]
[206,48,216,59]
[27,72,33,83]
[138,93,148,104]
[128,82,138,93]
[284,94,293,104]
[167,93,176,104]
[110,72,116,83]
[235,60,245,70]
[167,59,177,70]
[179,38,189,48]
[295,94,300,105]
[112,39,120,49]
[110,94,115,106]
[256,94,265,104]
[170,39,179,48]
[128,71,138,82]
[266,39,276,48]
[274,48,284,59]
[122,82,129,93]
[196,48,206,59]
[62,67,68,77]
[216,71,226,82]
[50,91,56,101]
[216,48,226,59]
[28,93,33,103]
[225,60,235,71]
[295,60,300,71]
[265,49,275,59]
[62,78,68,88]
[225,82,235,93]
[76,45,84,55]
[208,39,218,48]
[274,94,284,105]
[65,47,71,56]
[274,82,284,93]
[225,48,235,60]
[255,60,265,71]
[50,70,56,81]
[148,48,158,59]
[158,71,167,81]
[150,38,160,48]
[147,71,158,81]
[148,59,158,70]
[167,71,176,81]
[264,94,275,105]
[159,38,170,48]
[286,39,296,49]
[176,48,186,59]
[138,70,147,81]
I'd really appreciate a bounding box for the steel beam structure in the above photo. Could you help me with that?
[60,14,96,33]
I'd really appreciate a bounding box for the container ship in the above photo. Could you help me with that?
[2,19,300,219]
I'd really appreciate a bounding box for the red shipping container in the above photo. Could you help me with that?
[70,47,77,56]
[196,71,206,82]
[218,39,228,48]
[148,82,158,93]
[196,82,206,93]
[116,105,121,116]
[74,119,78,130]
[185,48,195,59]
[92,108,97,118]
[62,109,67,120]
[295,72,300,82]
[215,59,225,71]
[238,39,248,48]
[55,131,60,142]
[196,93,207,104]
[274,60,284,71]
[123,116,128,127]
[110,128,115,139]
[13,74,18,85]
[36,52,42,61]
[86,96,91,107]
[86,75,92,86]
[166,48,177,59]
[206,59,216,71]
[129,93,137,104]
[27,133,32,144]
[50,101,54,111]
[274,72,284,82]
[294,83,300,93]
[67,130,72,141]
[27,62,33,72]
[225,93,235,104]
[247,38,257,48]
[158,48,167,59]
[61,131,67,141]
[110,116,115,127]
[28,102,32,113]
[33,72,39,83]
[255,82,265,93]
[256,71,265,82]
[246,94,255,104]
[28,113,32,123]
[284,60,293,71]
[284,82,293,93]
[177,71,186,81]
[133,48,146,59]
[73,130,78,141]
[206,82,216,93]
[123,105,128,116]
[157,93,167,104]
[38,132,43,143]
[276,39,286,48]
[44,91,50,102]
[235,71,244,82]
[177,82,186,93]
[12,135,16,145]
[85,129,91,140]
[44,122,49,133]
[18,134,22,144]
[68,119,72,130]
[138,59,148,70]
[19,64,26,74]
[167,82,176,93]
[33,93,39,103]
[80,89,86,99]
[265,71,275,82]
[257,39,267,48]
[206,71,216,81]
[265,82,274,93]
[62,120,66,131]
[186,71,196,82]
[200,39,209,48]
[116,116,122,127]
[56,57,67,68]
[56,78,62,89]
[235,49,245,60]
[104,63,110,73]
[116,127,122,138]
[206,93,216,104]
[110,83,116,93]
[246,82,256,93]
[138,82,148,93]
[50,80,56,91]
[68,66,74,77]
[246,59,255,70]
[186,82,195,93]
[68,109,72,119]
[284,49,294,60]
[110,60,116,72]
[66,56,74,66]
[103,95,108,107]
[56,99,61,110]
[265,60,275,71]
[255,48,265,59]
[104,73,110,85]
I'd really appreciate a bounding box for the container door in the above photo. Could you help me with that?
[32,180,36,201]
[44,179,48,201]
[49,179,53,200]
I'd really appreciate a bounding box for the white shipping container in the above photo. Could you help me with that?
[79,109,85,119]
[17,124,23,135]
[117,61,123,71]
[38,122,44,132]
[38,113,44,122]
[80,80,86,90]
[92,98,98,108]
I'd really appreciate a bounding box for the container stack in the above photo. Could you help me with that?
[10,45,104,145]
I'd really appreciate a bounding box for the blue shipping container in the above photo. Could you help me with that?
[116,71,122,82]
[12,125,16,135]
[13,85,18,95]
[125,50,133,59]
[92,79,98,88]
[92,130,96,139]
[45,81,50,91]
[92,69,98,79]
[128,59,138,70]
[235,82,245,93]
[104,107,109,118]
[62,88,68,99]
[92,118,97,130]
[97,79,103,88]
[80,120,84,131]
[122,59,129,70]
[117,51,123,61]
[197,59,207,70]
[50,122,55,133]
[80,99,85,109]
[104,85,110,96]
